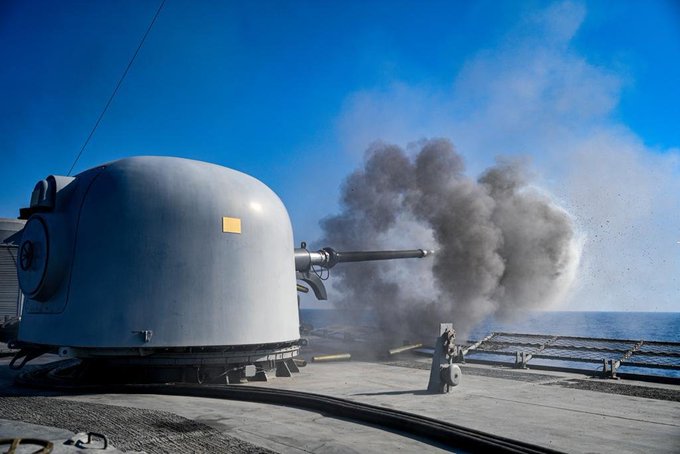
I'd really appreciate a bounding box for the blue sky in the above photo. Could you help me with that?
[1,1,678,311]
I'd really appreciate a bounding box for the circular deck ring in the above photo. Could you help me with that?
[16,361,564,454]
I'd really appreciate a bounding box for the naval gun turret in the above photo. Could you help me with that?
[7,156,432,383]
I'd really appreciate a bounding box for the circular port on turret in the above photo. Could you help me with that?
[19,240,34,271]
[18,217,50,298]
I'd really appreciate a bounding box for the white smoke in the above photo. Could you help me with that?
[332,1,680,314]
[321,139,581,341]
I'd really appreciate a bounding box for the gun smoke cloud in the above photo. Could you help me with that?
[320,138,581,341]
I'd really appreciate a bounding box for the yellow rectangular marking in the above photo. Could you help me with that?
[222,216,242,234]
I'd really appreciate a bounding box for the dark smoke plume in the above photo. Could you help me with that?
[320,139,580,341]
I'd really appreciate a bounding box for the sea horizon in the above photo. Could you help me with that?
[300,309,680,343]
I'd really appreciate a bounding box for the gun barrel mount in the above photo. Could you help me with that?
[294,244,433,300]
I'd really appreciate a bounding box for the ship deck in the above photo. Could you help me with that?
[1,339,679,453]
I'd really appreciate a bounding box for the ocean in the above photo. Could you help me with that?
[300,309,680,343]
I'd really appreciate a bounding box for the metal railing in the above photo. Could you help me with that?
[459,332,680,381]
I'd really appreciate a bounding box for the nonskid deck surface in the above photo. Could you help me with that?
[1,342,679,454]
[289,335,680,453]
[2,359,559,454]
[0,395,270,454]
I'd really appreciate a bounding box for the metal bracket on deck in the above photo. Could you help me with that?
[602,340,644,379]
[514,335,557,369]
[427,323,462,393]
[252,369,269,381]
[514,351,529,369]
[602,359,621,380]
[459,333,495,363]
[276,359,300,377]
[276,361,292,377]
[8,344,50,370]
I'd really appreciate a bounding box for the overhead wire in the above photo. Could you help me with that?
[67,0,166,176]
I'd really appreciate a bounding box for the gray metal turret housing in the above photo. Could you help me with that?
[16,156,300,357]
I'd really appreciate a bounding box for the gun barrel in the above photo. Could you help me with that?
[294,244,433,300]
[335,249,429,263]
[295,247,432,272]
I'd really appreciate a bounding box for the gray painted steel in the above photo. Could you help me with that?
[0,218,26,243]
[17,157,299,350]
[0,218,25,319]
[0,246,22,319]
